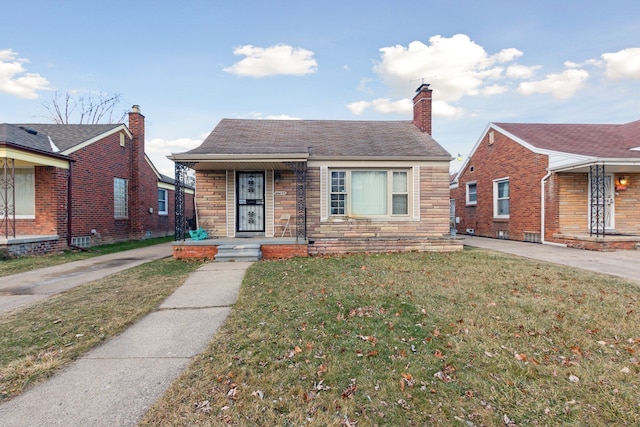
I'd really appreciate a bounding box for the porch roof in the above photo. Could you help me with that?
[0,124,71,168]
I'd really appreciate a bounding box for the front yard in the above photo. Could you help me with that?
[139,248,640,426]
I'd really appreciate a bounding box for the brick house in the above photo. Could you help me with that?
[450,120,640,250]
[0,106,194,255]
[171,84,462,259]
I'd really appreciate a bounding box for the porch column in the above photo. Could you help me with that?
[589,162,606,237]
[174,162,193,241]
[0,158,16,238]
[287,161,307,241]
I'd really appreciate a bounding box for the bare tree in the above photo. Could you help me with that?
[42,91,127,124]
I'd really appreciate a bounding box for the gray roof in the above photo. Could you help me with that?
[14,123,121,152]
[183,119,451,159]
[0,123,56,154]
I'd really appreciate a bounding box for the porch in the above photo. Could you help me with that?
[0,234,62,256]
[172,237,308,261]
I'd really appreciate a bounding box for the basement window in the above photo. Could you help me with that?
[71,236,91,248]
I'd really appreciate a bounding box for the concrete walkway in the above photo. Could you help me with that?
[463,236,640,283]
[0,258,250,427]
[0,242,175,313]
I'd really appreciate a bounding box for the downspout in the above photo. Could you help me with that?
[67,161,73,247]
[66,161,89,251]
[540,171,566,247]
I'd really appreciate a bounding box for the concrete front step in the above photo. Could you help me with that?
[215,244,261,262]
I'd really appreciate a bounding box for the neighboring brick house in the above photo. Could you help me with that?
[0,106,194,255]
[171,84,462,259]
[450,120,640,250]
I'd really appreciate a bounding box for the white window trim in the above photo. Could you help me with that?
[493,177,510,219]
[158,188,168,215]
[466,181,477,206]
[326,168,413,219]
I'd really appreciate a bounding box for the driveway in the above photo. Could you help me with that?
[0,242,173,313]
[463,236,640,283]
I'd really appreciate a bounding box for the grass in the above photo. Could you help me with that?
[0,257,204,401]
[0,236,174,277]
[140,248,640,426]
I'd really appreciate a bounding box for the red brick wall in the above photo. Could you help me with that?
[16,166,67,239]
[452,129,549,241]
[69,130,133,244]
[173,244,218,260]
[261,244,308,259]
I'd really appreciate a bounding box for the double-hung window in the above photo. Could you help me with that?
[329,169,409,217]
[114,177,128,218]
[466,181,477,205]
[158,189,168,215]
[493,178,509,218]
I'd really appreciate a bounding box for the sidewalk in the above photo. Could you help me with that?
[463,236,640,283]
[0,260,250,426]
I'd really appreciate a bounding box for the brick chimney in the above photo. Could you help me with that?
[128,105,145,237]
[412,83,432,134]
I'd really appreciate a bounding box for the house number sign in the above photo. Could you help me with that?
[274,191,287,196]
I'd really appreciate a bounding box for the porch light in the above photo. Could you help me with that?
[618,176,628,186]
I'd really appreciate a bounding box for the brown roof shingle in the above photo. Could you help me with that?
[494,120,640,158]
[184,119,451,159]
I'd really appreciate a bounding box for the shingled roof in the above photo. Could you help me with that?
[0,123,57,154]
[14,124,122,152]
[494,120,640,158]
[183,119,451,159]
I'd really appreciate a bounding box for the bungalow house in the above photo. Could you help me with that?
[0,106,194,255]
[170,84,462,260]
[450,120,640,250]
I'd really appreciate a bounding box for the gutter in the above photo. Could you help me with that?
[540,171,566,247]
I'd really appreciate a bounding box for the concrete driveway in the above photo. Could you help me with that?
[463,236,640,283]
[0,242,174,313]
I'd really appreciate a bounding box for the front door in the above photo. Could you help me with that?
[237,172,265,233]
[590,174,615,231]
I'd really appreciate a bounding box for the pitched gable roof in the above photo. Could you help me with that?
[183,119,451,159]
[493,120,640,158]
[14,123,124,152]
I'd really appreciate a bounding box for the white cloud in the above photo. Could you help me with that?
[147,136,204,178]
[481,84,508,95]
[506,64,541,79]
[347,98,411,115]
[517,68,589,99]
[223,44,317,77]
[601,47,640,80]
[0,49,51,99]
[352,34,531,117]
[374,34,522,102]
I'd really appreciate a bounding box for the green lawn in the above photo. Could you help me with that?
[140,248,640,426]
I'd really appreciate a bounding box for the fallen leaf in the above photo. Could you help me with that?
[194,400,212,414]
[433,371,453,383]
[341,383,357,399]
[397,399,410,410]
[434,349,445,359]
[515,353,527,361]
[251,390,264,400]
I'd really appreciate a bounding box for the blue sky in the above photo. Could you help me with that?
[2,0,640,176]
